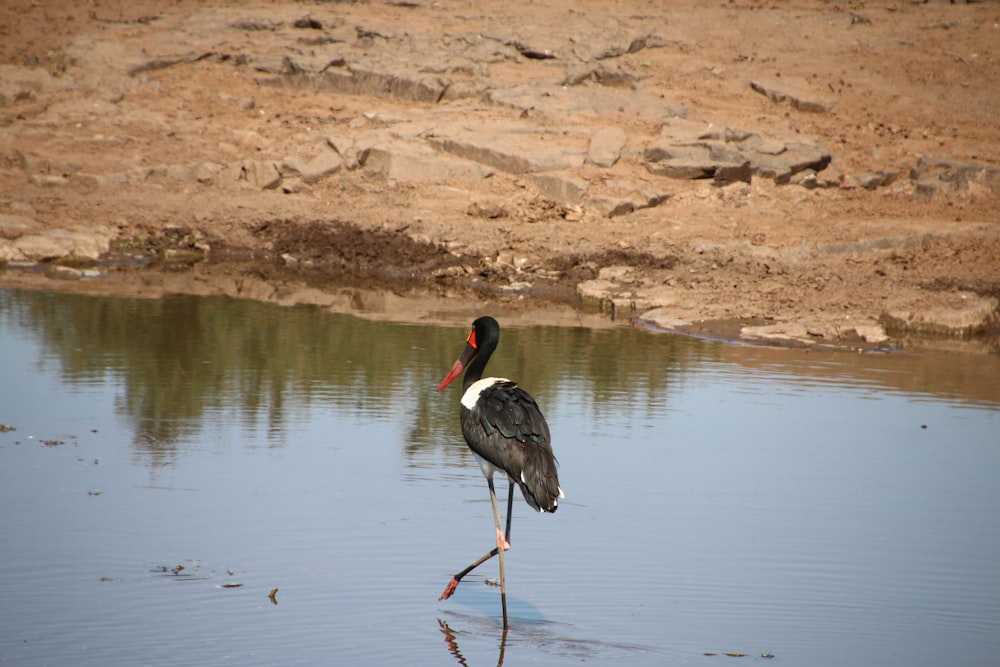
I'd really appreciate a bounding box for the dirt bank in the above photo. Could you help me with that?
[2,0,998,351]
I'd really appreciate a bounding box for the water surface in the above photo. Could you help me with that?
[1,289,998,666]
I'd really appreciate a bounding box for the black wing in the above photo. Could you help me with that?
[461,381,561,512]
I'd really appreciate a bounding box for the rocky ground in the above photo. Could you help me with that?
[1,0,998,352]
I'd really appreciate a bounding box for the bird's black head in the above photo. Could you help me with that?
[438,315,502,391]
[470,316,500,354]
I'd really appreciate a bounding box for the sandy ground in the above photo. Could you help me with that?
[1,0,998,351]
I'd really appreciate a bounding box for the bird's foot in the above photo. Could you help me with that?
[496,528,511,551]
[439,577,460,601]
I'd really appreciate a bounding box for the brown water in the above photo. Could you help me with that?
[1,289,998,666]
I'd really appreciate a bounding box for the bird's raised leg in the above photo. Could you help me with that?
[439,482,515,601]
[488,477,509,628]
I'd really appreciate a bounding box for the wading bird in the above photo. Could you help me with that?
[436,316,563,624]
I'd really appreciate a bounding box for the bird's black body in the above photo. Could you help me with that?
[460,379,561,513]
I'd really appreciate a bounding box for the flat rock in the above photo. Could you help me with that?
[909,154,1000,198]
[588,195,636,217]
[428,122,587,174]
[587,180,669,217]
[5,229,111,261]
[485,84,687,119]
[740,322,820,345]
[242,161,282,189]
[526,173,590,205]
[642,125,828,184]
[750,77,838,113]
[587,126,627,168]
[881,292,998,337]
[300,152,344,184]
[361,140,494,181]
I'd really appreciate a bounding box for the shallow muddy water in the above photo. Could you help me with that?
[1,289,998,666]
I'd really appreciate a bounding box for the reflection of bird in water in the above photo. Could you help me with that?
[438,618,507,667]
[437,316,563,626]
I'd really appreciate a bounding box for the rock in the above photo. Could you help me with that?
[642,143,752,183]
[643,125,827,184]
[564,63,643,88]
[638,307,687,331]
[643,144,715,179]
[577,279,623,314]
[300,152,344,184]
[909,154,1000,198]
[429,122,587,174]
[9,229,110,261]
[569,30,670,62]
[361,140,493,181]
[485,84,687,119]
[853,170,897,190]
[0,214,36,239]
[750,77,838,113]
[242,161,282,189]
[854,324,889,343]
[588,196,635,217]
[740,322,819,346]
[714,161,752,184]
[193,162,224,184]
[790,169,819,188]
[279,156,307,177]
[217,163,245,186]
[270,64,458,104]
[526,173,589,206]
[881,292,998,337]
[587,127,627,168]
[467,200,509,219]
[751,140,831,184]
[587,181,668,217]
[46,265,84,281]
[29,175,70,187]
[75,172,130,188]
[598,266,636,281]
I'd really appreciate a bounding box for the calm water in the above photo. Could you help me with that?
[1,289,998,666]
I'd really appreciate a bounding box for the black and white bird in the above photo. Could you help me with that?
[436,316,563,619]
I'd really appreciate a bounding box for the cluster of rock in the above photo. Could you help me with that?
[6,6,996,219]
[3,7,836,218]
[910,155,1000,200]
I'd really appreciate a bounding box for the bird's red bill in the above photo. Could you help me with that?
[437,327,478,391]
[437,359,464,391]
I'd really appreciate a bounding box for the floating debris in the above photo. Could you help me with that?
[218,582,243,589]
[88,490,103,496]
[268,588,279,605]
[0,423,16,433]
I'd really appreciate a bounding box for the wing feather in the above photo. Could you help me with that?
[460,381,561,512]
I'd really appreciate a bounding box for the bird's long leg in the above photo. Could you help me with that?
[488,477,509,628]
[504,480,514,545]
[438,483,515,601]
